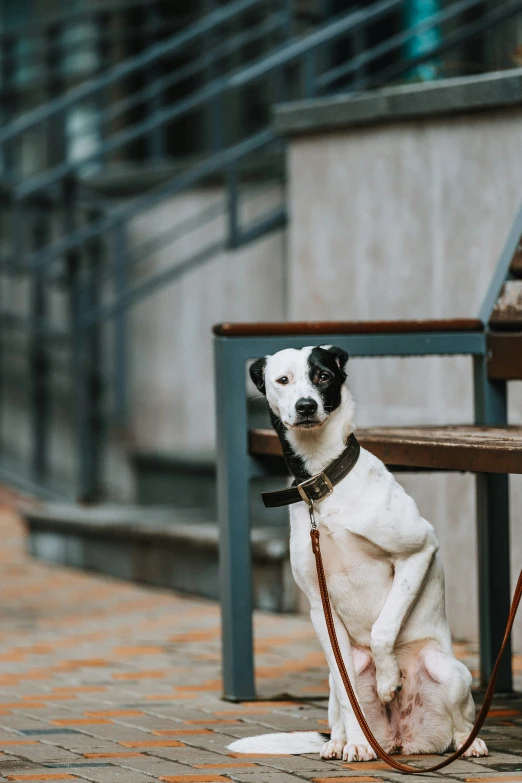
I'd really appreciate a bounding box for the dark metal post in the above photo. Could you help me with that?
[0,33,16,176]
[473,355,512,692]
[273,0,293,108]
[112,223,128,424]
[215,336,255,700]
[2,33,22,281]
[64,177,99,502]
[0,33,17,451]
[84,210,105,498]
[352,15,367,91]
[30,208,51,483]
[283,0,294,40]
[204,0,224,153]
[145,2,165,160]
[226,165,239,250]
[303,49,317,98]
[45,22,67,168]
[95,10,112,165]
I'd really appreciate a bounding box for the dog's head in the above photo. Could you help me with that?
[250,345,349,431]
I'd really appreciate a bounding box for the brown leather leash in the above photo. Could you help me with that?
[311,525,522,773]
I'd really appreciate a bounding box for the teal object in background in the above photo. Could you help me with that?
[405,0,441,81]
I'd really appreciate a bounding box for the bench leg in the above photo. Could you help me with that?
[215,337,256,700]
[473,357,512,692]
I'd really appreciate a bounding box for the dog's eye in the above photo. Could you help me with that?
[276,376,289,385]
[319,372,331,383]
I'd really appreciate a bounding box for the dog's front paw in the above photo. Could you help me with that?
[376,659,402,705]
[321,738,345,759]
[343,741,377,762]
[455,737,488,757]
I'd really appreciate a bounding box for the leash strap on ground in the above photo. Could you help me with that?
[310,527,522,774]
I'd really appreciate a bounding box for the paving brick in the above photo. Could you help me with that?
[150,748,239,766]
[158,777,231,783]
[112,757,193,776]
[220,772,310,782]
[4,776,81,781]
[58,768,158,783]
[256,756,342,773]
[0,745,82,764]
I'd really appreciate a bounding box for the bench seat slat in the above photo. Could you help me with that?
[249,426,522,474]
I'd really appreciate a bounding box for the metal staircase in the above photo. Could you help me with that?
[1,0,522,501]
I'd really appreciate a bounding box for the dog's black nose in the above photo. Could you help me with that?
[296,397,318,416]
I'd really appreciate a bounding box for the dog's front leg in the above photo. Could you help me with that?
[310,603,376,762]
[370,539,438,704]
[321,675,345,760]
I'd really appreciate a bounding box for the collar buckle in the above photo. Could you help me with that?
[297,472,334,506]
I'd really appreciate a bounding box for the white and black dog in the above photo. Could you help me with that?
[228,345,486,762]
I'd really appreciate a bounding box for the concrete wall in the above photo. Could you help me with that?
[127,184,286,457]
[283,104,522,648]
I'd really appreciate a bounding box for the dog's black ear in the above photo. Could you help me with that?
[326,346,349,379]
[249,357,267,394]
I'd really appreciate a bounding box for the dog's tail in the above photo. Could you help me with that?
[228,731,327,755]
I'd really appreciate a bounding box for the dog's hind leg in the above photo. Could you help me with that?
[321,675,346,759]
[422,647,488,758]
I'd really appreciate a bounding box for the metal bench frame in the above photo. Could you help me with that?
[214,204,522,701]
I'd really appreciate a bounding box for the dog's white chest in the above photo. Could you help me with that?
[289,506,393,646]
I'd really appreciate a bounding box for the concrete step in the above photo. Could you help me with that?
[490,280,522,328]
[130,451,288,526]
[130,395,288,525]
[23,503,299,613]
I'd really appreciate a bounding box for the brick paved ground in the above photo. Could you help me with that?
[0,488,520,783]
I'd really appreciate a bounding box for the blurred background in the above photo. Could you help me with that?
[0,0,521,649]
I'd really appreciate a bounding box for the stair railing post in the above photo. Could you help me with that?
[303,48,317,98]
[473,355,512,692]
[112,222,128,425]
[145,1,165,160]
[204,0,225,153]
[226,164,239,250]
[95,9,112,167]
[272,0,293,109]
[84,209,105,499]
[0,33,16,177]
[63,177,94,502]
[30,206,51,484]
[352,11,368,90]
[45,22,67,169]
[0,32,16,457]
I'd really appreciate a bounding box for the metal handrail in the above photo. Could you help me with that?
[71,11,288,138]
[13,0,401,200]
[369,0,522,90]
[317,0,517,90]
[0,0,267,146]
[27,129,278,273]
[8,0,518,278]
[13,0,520,225]
[9,0,517,203]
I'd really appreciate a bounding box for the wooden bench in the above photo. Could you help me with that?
[249,425,522,474]
[213,205,522,701]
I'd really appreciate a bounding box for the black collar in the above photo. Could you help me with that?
[262,433,360,508]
